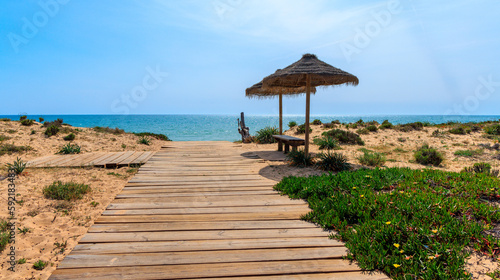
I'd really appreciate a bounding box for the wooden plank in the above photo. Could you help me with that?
[71,237,342,255]
[27,155,58,167]
[124,181,275,187]
[111,194,297,203]
[196,272,390,280]
[115,190,277,198]
[131,151,155,164]
[128,175,270,183]
[92,152,126,166]
[119,186,272,194]
[106,200,304,210]
[115,151,142,165]
[88,220,318,233]
[106,150,135,166]
[85,152,120,166]
[58,247,348,269]
[103,205,310,215]
[79,228,330,243]
[72,152,108,167]
[49,259,362,280]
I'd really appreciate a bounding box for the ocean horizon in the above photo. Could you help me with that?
[2,114,500,142]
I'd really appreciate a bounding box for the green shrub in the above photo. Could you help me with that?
[358,151,386,167]
[63,133,76,141]
[33,260,48,270]
[454,149,483,157]
[356,119,364,125]
[431,129,446,138]
[316,151,351,172]
[312,119,322,125]
[0,135,11,142]
[366,125,378,132]
[43,118,63,127]
[133,132,171,141]
[93,126,124,134]
[379,120,393,129]
[396,122,424,132]
[20,119,34,126]
[0,144,32,156]
[485,124,500,135]
[254,126,278,144]
[57,143,81,154]
[323,129,364,145]
[274,168,500,280]
[39,117,44,123]
[449,126,471,135]
[296,124,312,134]
[6,157,27,175]
[348,123,359,129]
[313,136,340,150]
[285,149,314,167]
[0,118,11,122]
[19,115,27,121]
[356,128,369,135]
[137,136,151,145]
[43,181,90,201]
[288,121,297,128]
[322,122,336,129]
[414,144,443,166]
[0,220,9,253]
[44,125,60,137]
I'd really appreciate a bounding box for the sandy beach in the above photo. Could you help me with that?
[1,119,499,279]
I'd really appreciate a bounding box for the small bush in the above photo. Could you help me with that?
[356,128,370,135]
[431,129,446,138]
[322,122,336,129]
[313,136,340,150]
[57,143,81,154]
[19,115,27,121]
[454,149,483,157]
[348,123,358,129]
[63,133,76,141]
[462,162,499,177]
[44,125,60,137]
[396,122,424,132]
[254,126,278,144]
[296,124,312,135]
[286,149,314,167]
[449,126,471,135]
[137,136,151,145]
[43,118,63,127]
[31,130,36,135]
[312,119,322,125]
[316,151,351,172]
[6,157,27,175]
[485,124,500,135]
[0,144,32,156]
[0,118,11,122]
[0,220,9,253]
[133,132,170,141]
[93,126,124,134]
[33,260,48,270]
[358,151,386,167]
[356,119,364,125]
[0,135,11,141]
[20,119,34,126]
[414,144,444,166]
[288,121,297,128]
[39,117,44,123]
[43,181,90,201]
[379,120,393,129]
[323,129,364,145]
[366,125,378,132]
[397,137,406,142]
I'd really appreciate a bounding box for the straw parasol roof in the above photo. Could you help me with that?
[262,54,359,88]
[245,81,316,99]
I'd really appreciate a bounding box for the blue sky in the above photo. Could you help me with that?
[1,0,499,116]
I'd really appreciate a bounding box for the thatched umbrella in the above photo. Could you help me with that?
[245,81,316,136]
[262,54,359,156]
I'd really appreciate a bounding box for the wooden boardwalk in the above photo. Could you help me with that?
[49,141,388,280]
[27,151,155,168]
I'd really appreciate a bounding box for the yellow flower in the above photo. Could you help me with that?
[399,250,404,253]
[428,256,434,260]
[352,187,357,190]
[399,191,404,194]
[491,188,495,191]
[360,195,364,198]
[394,243,400,248]
[385,221,391,225]
[393,264,401,268]
[431,229,438,234]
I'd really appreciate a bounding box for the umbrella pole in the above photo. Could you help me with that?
[305,74,311,156]
[279,93,283,135]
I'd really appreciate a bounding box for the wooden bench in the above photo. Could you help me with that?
[272,135,305,153]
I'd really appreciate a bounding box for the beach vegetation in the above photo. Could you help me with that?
[19,115,27,121]
[0,135,11,141]
[20,119,34,126]
[478,143,500,151]
[414,144,444,166]
[322,122,336,129]
[93,126,124,134]
[43,181,90,201]
[485,124,500,135]
[6,157,27,175]
[44,125,60,137]
[323,129,364,145]
[0,220,9,253]
[18,227,30,234]
[133,132,171,141]
[312,119,322,125]
[274,167,500,280]
[0,144,32,156]
[57,143,81,154]
[43,118,63,127]
[137,136,151,145]
[379,120,393,129]
[462,162,499,177]
[397,137,406,142]
[313,135,340,150]
[0,118,11,122]
[454,149,484,157]
[367,125,378,132]
[90,201,99,207]
[347,123,358,129]
[316,151,351,172]
[254,126,278,144]
[33,260,48,270]
[39,117,44,123]
[31,130,36,135]
[288,121,297,128]
[358,151,386,167]
[296,124,312,134]
[63,133,76,141]
[7,129,17,134]
[356,119,364,125]
[396,122,424,132]
[356,128,369,135]
[285,149,314,167]
[449,125,471,135]
[431,129,446,138]
[121,144,127,149]
[18,258,26,264]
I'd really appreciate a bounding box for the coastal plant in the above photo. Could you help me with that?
[379,120,393,129]
[18,227,30,234]
[254,126,278,144]
[322,122,336,129]
[6,157,27,175]
[39,117,44,123]
[323,129,364,145]
[0,118,11,122]
[485,124,500,135]
[454,149,483,157]
[19,115,27,121]
[44,125,60,137]
[431,129,446,138]
[296,124,312,134]
[366,125,378,132]
[57,143,81,154]
[449,125,471,135]
[0,135,11,141]
[285,149,314,167]
[397,137,406,142]
[33,260,48,270]
[356,128,369,135]
[462,162,499,178]
[0,144,32,156]
[63,133,76,141]
[357,151,386,167]
[93,126,124,134]
[316,151,351,172]
[137,136,151,145]
[0,219,9,253]
[134,132,171,141]
[396,122,424,132]
[18,258,26,264]
[20,119,34,126]
[313,136,340,150]
[414,143,444,166]
[274,167,500,280]
[31,130,36,135]
[43,181,90,201]
[312,119,322,125]
[288,121,297,128]
[43,118,63,127]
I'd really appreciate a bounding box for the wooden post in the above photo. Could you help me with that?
[305,75,311,156]
[238,112,250,142]
[278,93,283,151]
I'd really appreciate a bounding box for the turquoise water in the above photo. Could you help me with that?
[2,114,500,142]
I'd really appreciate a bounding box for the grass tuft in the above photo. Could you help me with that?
[316,151,351,172]
[133,132,170,141]
[57,143,81,154]
[285,149,314,167]
[43,181,90,201]
[323,129,364,145]
[254,126,278,144]
[414,144,444,166]
[358,151,386,167]
[313,136,340,150]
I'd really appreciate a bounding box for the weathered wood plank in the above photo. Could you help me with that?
[103,205,310,215]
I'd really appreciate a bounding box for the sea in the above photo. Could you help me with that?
[2,114,500,142]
